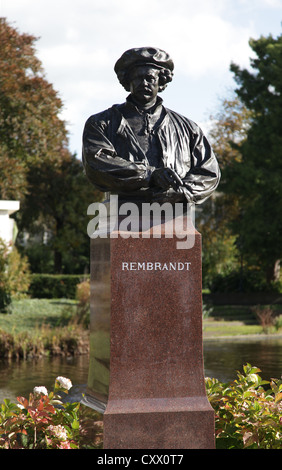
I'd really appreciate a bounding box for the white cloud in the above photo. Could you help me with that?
[1,0,281,154]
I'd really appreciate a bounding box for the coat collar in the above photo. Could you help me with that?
[114,95,168,136]
[125,94,163,114]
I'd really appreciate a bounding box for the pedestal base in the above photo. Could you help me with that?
[87,211,215,449]
[104,397,214,449]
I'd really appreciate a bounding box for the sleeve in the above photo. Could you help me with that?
[182,125,221,204]
[82,115,153,193]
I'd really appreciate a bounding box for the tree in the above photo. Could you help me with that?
[0,18,68,199]
[0,18,102,273]
[221,32,282,284]
[17,154,101,274]
[198,97,252,288]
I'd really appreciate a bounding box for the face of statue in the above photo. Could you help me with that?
[129,65,160,107]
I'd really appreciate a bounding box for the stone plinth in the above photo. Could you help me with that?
[84,209,215,449]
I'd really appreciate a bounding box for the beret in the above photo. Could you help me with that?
[114,47,174,81]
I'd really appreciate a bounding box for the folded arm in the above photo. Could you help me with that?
[82,117,154,192]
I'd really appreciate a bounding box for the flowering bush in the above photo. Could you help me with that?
[206,364,282,449]
[0,376,80,449]
[1,366,281,449]
[55,376,72,391]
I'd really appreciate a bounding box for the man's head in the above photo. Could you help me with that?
[114,47,174,94]
[128,65,160,106]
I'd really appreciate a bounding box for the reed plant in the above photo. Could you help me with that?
[0,323,88,359]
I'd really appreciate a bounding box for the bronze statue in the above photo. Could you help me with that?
[82,47,220,204]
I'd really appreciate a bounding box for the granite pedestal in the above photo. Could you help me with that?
[84,209,215,449]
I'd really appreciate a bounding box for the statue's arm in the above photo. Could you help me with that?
[82,117,153,192]
[181,130,221,204]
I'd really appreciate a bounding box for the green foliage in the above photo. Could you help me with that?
[0,240,11,312]
[201,97,252,288]
[0,365,280,449]
[210,268,282,293]
[5,244,31,300]
[0,298,76,333]
[0,19,102,275]
[0,323,87,359]
[74,280,90,328]
[21,242,55,274]
[0,379,79,448]
[223,32,282,284]
[0,289,11,314]
[0,298,89,358]
[207,33,282,287]
[52,281,90,331]
[0,238,31,311]
[16,154,101,274]
[28,274,89,299]
[0,18,69,200]
[206,364,282,449]
[250,305,282,334]
[202,301,213,319]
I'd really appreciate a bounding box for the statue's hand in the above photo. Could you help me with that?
[151,168,183,191]
[151,187,186,203]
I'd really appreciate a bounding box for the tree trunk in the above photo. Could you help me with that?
[266,260,280,284]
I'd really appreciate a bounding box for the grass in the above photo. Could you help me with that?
[1,299,282,351]
[203,304,282,338]
[203,319,263,337]
[0,298,89,359]
[0,298,77,334]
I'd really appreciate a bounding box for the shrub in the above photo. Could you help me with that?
[6,247,31,299]
[73,280,90,328]
[1,365,280,449]
[0,377,79,448]
[274,315,282,331]
[0,238,30,311]
[251,305,276,333]
[206,363,282,449]
[55,281,90,330]
[0,288,11,314]
[0,377,102,449]
[28,274,89,299]
[210,268,281,293]
[0,240,11,312]
[203,301,213,319]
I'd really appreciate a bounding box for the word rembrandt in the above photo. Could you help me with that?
[122,261,191,271]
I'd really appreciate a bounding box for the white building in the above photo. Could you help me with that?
[0,200,20,248]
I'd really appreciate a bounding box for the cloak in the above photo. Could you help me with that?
[82,98,220,204]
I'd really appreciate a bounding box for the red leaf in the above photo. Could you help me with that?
[17,396,28,408]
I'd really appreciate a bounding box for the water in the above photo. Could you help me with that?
[0,355,89,403]
[1,336,282,403]
[203,336,282,383]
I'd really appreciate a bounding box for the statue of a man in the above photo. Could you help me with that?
[82,47,220,204]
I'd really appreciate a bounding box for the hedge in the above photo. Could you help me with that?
[28,274,89,299]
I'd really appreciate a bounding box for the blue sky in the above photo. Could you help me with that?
[1,0,282,156]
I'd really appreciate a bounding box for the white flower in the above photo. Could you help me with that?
[33,386,48,396]
[47,424,68,441]
[55,376,72,390]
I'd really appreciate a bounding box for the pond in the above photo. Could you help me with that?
[0,355,89,403]
[0,336,282,403]
[203,335,282,383]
